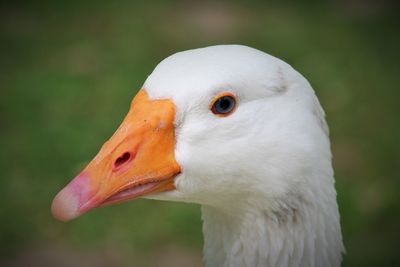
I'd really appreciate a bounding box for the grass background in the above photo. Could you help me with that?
[1,1,399,266]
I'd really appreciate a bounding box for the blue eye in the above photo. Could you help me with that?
[211,94,236,116]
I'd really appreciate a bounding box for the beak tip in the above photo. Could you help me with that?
[51,173,94,222]
[51,188,80,222]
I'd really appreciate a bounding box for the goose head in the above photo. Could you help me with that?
[52,44,332,219]
[52,45,344,266]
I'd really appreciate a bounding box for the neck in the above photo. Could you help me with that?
[201,192,343,267]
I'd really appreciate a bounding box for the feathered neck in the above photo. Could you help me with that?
[200,180,344,267]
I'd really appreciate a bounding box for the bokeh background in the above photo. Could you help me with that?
[1,1,399,266]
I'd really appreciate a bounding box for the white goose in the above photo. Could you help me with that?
[52,45,344,267]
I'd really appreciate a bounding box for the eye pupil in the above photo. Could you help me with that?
[218,98,231,110]
[211,95,236,115]
[217,97,232,111]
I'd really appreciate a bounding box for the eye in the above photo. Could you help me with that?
[210,93,237,116]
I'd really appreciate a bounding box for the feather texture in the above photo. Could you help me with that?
[144,45,344,267]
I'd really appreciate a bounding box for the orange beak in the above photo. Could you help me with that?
[51,90,181,222]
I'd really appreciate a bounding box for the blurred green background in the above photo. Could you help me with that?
[1,1,399,266]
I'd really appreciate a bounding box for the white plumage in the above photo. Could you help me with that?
[144,45,344,267]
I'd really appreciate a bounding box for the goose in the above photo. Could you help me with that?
[51,45,344,267]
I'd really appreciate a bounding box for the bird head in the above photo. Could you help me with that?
[52,45,330,221]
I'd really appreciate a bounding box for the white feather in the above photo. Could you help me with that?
[144,45,344,267]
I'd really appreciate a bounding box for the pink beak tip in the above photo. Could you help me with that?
[51,187,81,222]
[51,173,95,222]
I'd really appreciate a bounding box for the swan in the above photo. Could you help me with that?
[51,45,344,267]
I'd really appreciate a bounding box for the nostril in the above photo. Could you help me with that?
[113,152,132,169]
